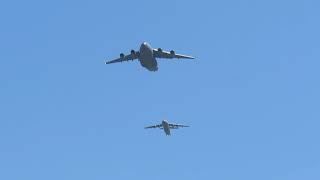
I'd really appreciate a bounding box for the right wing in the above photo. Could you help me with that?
[153,48,195,60]
[105,51,139,64]
[144,124,163,129]
[169,123,189,129]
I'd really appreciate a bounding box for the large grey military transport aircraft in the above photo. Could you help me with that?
[105,42,195,71]
[145,120,189,136]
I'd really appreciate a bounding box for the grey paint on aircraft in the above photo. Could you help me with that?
[139,42,158,71]
[162,120,171,136]
[105,42,194,71]
[145,119,189,136]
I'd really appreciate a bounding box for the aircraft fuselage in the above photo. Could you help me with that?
[162,120,171,136]
[139,42,158,71]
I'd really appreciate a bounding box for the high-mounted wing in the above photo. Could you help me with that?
[144,124,163,129]
[105,50,140,64]
[153,48,195,59]
[169,123,189,129]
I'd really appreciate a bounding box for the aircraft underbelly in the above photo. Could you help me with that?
[139,46,158,71]
[163,123,171,135]
[164,128,170,135]
[139,56,157,71]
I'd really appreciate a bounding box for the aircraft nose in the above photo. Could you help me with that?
[141,42,150,50]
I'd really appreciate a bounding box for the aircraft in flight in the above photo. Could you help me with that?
[105,42,195,71]
[145,120,189,136]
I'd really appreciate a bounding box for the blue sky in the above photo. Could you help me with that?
[1,0,320,179]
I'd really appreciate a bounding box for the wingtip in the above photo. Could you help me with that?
[186,56,195,59]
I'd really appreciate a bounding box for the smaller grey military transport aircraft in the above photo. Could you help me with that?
[105,42,195,71]
[145,120,189,136]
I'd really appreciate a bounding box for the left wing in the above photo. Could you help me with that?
[105,51,139,64]
[169,123,189,129]
[145,124,163,129]
[153,48,195,59]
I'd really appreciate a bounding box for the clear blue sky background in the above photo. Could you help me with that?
[1,0,319,179]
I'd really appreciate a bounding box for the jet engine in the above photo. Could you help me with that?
[120,53,124,58]
[170,50,175,55]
